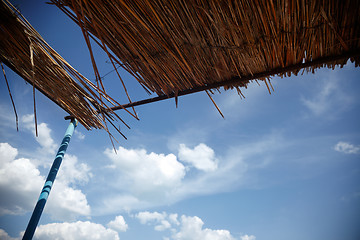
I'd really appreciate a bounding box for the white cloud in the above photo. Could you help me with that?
[0,116,92,220]
[173,144,250,198]
[22,114,56,155]
[169,213,180,226]
[33,221,119,240]
[46,182,91,221]
[334,141,360,154]
[0,142,44,215]
[178,143,218,172]
[172,215,235,240]
[99,130,289,216]
[108,215,128,232]
[100,142,250,213]
[135,211,242,240]
[101,133,287,214]
[0,229,19,240]
[104,146,185,198]
[57,154,92,186]
[0,142,18,168]
[136,211,171,231]
[155,220,172,231]
[1,221,121,240]
[136,211,167,224]
[0,142,90,220]
[240,235,256,240]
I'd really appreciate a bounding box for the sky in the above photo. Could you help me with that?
[1,1,360,240]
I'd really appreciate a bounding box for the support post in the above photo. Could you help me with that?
[22,118,78,240]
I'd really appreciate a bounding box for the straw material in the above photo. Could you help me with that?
[1,0,360,134]
[52,0,360,97]
[0,0,129,135]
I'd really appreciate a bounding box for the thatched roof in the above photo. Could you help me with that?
[52,0,360,98]
[1,0,360,135]
[0,0,132,137]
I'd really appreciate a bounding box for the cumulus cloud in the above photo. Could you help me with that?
[135,211,243,240]
[0,143,44,215]
[1,221,121,240]
[98,133,285,214]
[169,213,180,226]
[155,220,172,231]
[0,229,19,240]
[100,146,189,213]
[173,215,235,240]
[57,154,92,186]
[104,146,185,203]
[0,117,92,220]
[108,215,128,232]
[334,141,360,154]
[0,142,90,220]
[100,142,250,213]
[22,114,57,155]
[33,221,119,240]
[136,211,171,231]
[100,132,286,216]
[0,142,18,168]
[106,147,185,189]
[178,143,218,172]
[240,235,256,240]
[46,182,91,221]
[136,211,167,224]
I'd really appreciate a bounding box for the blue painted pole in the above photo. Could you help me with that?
[22,118,78,240]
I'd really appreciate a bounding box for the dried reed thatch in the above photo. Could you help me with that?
[0,0,133,139]
[52,0,360,101]
[2,0,360,137]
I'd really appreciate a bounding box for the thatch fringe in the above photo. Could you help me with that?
[51,0,360,100]
[0,0,129,136]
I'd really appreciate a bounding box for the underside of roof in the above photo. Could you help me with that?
[1,0,360,135]
[52,0,360,97]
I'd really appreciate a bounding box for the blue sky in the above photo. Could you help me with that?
[1,1,360,240]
